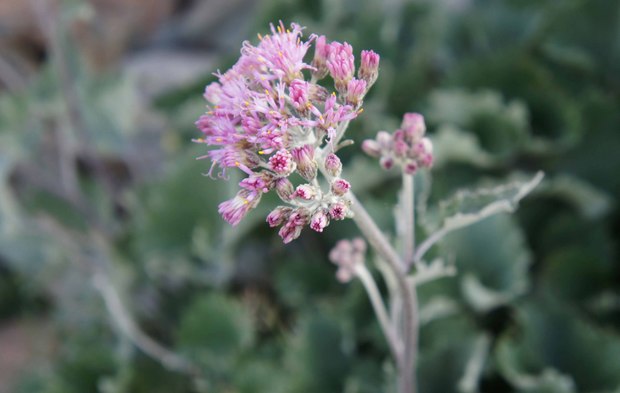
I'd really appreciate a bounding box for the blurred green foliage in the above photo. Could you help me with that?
[1,0,619,392]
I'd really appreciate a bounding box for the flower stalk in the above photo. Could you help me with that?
[348,192,418,393]
[402,173,415,270]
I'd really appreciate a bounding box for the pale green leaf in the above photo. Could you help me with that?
[415,172,543,263]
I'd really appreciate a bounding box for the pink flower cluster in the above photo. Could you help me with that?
[362,113,433,174]
[195,22,380,243]
[329,238,367,283]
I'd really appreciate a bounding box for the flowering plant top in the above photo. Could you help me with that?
[194,21,382,243]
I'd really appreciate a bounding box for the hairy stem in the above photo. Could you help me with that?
[354,263,400,361]
[402,173,415,270]
[349,192,418,393]
[93,270,199,375]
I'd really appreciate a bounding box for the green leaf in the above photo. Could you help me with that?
[416,172,543,267]
[431,125,496,169]
[286,312,352,392]
[496,299,620,392]
[176,293,254,374]
[446,214,532,313]
[537,174,613,220]
[418,314,481,393]
[437,172,544,230]
[426,89,530,159]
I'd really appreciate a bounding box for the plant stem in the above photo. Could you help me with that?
[349,191,418,393]
[402,173,415,270]
[93,270,199,376]
[354,263,400,362]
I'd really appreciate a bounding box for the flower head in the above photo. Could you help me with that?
[218,189,262,226]
[329,238,367,283]
[327,42,355,93]
[359,50,380,88]
[362,113,433,174]
[195,22,379,242]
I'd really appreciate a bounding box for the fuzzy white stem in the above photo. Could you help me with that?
[349,192,418,393]
[93,271,198,375]
[354,263,400,361]
[402,173,415,270]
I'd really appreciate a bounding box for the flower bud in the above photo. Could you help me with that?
[345,78,367,106]
[294,184,318,200]
[218,189,261,226]
[239,173,271,193]
[278,222,303,244]
[376,131,392,150]
[266,206,292,227]
[380,156,394,170]
[312,35,331,80]
[361,139,381,157]
[403,161,418,175]
[324,153,342,177]
[401,113,426,141]
[393,132,408,157]
[420,137,433,155]
[290,145,317,181]
[420,154,433,168]
[331,178,351,196]
[359,50,380,87]
[310,209,330,232]
[275,177,295,200]
[308,83,329,103]
[327,42,355,94]
[351,237,367,253]
[329,237,367,283]
[288,208,310,226]
[412,137,433,168]
[289,79,309,113]
[269,149,296,175]
[329,202,348,220]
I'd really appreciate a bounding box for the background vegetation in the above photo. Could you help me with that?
[0,0,618,392]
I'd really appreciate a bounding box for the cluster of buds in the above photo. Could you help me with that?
[328,238,367,283]
[195,22,380,243]
[362,113,433,174]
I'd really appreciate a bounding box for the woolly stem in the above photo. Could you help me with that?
[349,192,418,393]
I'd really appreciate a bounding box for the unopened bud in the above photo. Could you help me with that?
[275,178,295,201]
[289,79,309,113]
[327,42,355,94]
[291,144,317,181]
[359,50,380,88]
[331,178,351,196]
[345,78,367,106]
[278,222,303,244]
[310,209,330,232]
[294,184,318,200]
[269,149,296,175]
[376,131,392,150]
[401,113,426,141]
[329,202,348,220]
[361,139,381,157]
[380,156,394,170]
[312,35,331,80]
[324,153,342,177]
[266,206,292,227]
[403,161,418,175]
[308,83,329,103]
